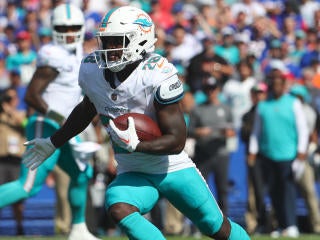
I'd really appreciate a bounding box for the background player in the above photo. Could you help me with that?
[0,3,100,240]
[22,6,250,240]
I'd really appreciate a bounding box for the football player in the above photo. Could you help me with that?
[22,6,250,240]
[0,3,100,240]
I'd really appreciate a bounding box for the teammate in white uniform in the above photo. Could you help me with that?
[22,6,250,240]
[0,4,100,240]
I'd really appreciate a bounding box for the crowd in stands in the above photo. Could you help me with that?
[1,0,320,238]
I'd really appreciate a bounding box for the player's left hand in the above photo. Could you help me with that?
[107,117,140,152]
[22,137,56,170]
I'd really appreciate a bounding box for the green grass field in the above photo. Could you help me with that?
[0,235,320,240]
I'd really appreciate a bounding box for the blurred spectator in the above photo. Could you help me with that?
[189,76,235,214]
[234,33,251,61]
[38,26,52,47]
[300,0,320,29]
[198,3,218,32]
[230,0,266,25]
[240,82,269,235]
[300,67,320,113]
[222,58,256,130]
[170,24,202,67]
[282,16,300,53]
[276,0,305,31]
[230,9,251,35]
[3,24,17,56]
[37,0,53,28]
[313,9,320,35]
[0,87,26,235]
[248,71,309,238]
[214,26,240,65]
[249,16,281,62]
[83,31,98,56]
[288,30,307,66]
[262,40,301,82]
[261,0,283,18]
[6,0,25,29]
[51,165,71,235]
[211,0,232,31]
[163,200,184,236]
[300,31,320,69]
[82,0,103,33]
[8,69,28,114]
[170,1,191,30]
[149,0,175,31]
[24,9,41,50]
[5,30,37,86]
[187,36,233,95]
[290,84,320,234]
[0,53,10,89]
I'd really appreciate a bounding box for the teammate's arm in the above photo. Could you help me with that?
[51,95,97,148]
[135,101,186,155]
[24,66,59,114]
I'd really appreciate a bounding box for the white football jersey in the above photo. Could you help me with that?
[79,53,195,174]
[37,43,83,118]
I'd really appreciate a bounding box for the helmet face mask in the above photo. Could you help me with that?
[52,3,85,51]
[95,6,157,72]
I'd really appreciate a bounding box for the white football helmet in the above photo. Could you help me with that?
[52,3,85,51]
[95,6,157,72]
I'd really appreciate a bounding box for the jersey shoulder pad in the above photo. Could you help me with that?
[82,52,97,64]
[37,44,67,68]
[154,75,184,105]
[141,54,176,73]
[79,54,98,88]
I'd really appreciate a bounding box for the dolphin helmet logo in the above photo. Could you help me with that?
[133,14,153,33]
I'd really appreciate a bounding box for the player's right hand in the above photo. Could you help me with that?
[22,137,56,170]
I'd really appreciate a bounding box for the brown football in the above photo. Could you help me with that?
[113,113,162,141]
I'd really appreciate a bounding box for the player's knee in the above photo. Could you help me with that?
[209,216,231,240]
[108,202,139,223]
[25,184,42,198]
[196,214,230,240]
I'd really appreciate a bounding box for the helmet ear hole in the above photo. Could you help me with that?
[139,40,147,46]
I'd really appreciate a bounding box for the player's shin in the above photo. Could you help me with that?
[118,212,165,240]
[228,220,251,240]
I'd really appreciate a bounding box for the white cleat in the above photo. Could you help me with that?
[68,223,101,240]
[282,225,299,238]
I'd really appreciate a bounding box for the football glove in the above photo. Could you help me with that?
[22,137,56,170]
[107,117,140,152]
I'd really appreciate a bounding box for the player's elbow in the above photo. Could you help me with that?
[171,142,185,154]
[169,137,186,154]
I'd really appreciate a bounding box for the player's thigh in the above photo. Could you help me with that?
[19,150,61,193]
[106,172,159,214]
[159,167,223,228]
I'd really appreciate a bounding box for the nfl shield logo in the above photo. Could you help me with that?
[111,93,117,101]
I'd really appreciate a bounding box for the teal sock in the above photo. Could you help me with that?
[229,220,251,240]
[119,212,165,240]
[69,178,88,223]
[0,180,29,208]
